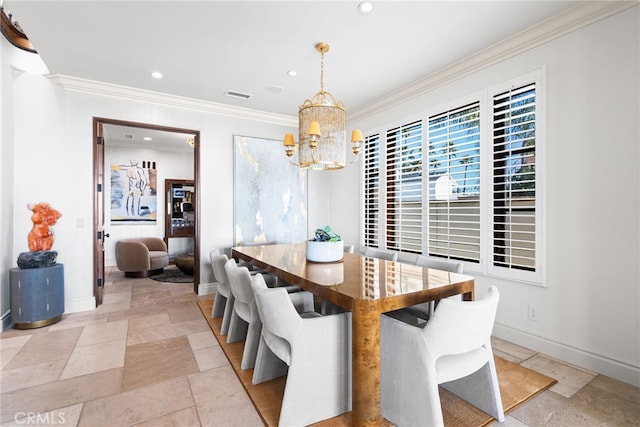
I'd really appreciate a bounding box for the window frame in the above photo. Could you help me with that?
[486,69,544,284]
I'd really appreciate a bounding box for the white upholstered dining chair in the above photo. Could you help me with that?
[224,258,260,370]
[402,254,464,321]
[211,252,279,331]
[225,258,314,370]
[363,246,398,262]
[415,254,464,273]
[210,252,234,335]
[381,286,505,427]
[251,273,352,426]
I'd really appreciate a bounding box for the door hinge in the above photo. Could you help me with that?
[97,278,103,288]
[96,136,103,145]
[97,231,102,240]
[97,183,102,192]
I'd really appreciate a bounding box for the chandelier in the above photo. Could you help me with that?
[283,42,363,170]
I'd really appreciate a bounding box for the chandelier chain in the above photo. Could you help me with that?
[320,48,324,93]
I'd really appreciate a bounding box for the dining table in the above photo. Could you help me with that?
[232,242,475,427]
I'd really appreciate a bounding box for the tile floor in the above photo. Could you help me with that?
[1,267,638,426]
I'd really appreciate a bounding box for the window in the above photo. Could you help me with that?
[362,71,541,283]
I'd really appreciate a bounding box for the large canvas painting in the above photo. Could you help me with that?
[234,135,307,245]
[110,160,157,223]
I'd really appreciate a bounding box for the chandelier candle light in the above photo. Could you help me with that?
[283,42,363,170]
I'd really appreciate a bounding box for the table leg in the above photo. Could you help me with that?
[351,299,381,426]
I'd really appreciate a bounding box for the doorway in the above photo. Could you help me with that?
[93,117,201,305]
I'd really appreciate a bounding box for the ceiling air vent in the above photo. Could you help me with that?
[224,90,252,100]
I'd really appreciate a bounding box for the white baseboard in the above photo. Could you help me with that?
[198,282,218,296]
[64,297,97,314]
[493,323,640,388]
[1,309,12,331]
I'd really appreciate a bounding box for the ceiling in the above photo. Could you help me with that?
[5,0,584,121]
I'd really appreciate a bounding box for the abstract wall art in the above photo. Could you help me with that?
[233,135,308,245]
[110,160,157,223]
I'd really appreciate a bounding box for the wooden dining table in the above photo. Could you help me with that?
[232,242,475,427]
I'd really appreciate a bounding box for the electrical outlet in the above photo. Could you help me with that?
[528,305,540,322]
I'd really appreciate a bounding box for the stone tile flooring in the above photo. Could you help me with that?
[1,267,638,426]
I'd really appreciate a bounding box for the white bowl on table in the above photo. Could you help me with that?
[306,240,344,263]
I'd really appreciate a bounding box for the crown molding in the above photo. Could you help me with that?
[47,2,636,128]
[47,74,298,127]
[348,1,638,123]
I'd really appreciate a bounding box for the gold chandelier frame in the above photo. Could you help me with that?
[284,42,362,170]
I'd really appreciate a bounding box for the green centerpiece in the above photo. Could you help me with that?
[306,226,344,263]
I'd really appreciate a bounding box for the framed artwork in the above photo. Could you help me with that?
[110,160,157,223]
[233,135,308,245]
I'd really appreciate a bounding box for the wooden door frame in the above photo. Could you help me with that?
[93,117,201,304]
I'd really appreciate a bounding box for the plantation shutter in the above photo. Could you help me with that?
[427,102,481,262]
[491,83,537,272]
[385,121,423,253]
[362,133,381,248]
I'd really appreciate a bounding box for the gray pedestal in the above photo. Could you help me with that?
[10,263,65,329]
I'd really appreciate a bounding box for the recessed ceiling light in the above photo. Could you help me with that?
[358,1,374,13]
[151,71,163,79]
[143,137,152,141]
[287,70,298,77]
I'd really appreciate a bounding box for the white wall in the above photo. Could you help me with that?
[0,36,14,330]
[104,146,194,264]
[331,7,640,386]
[1,34,52,329]
[2,73,317,313]
[2,4,637,388]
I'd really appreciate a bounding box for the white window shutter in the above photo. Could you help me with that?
[427,102,481,262]
[491,83,537,274]
[385,121,423,253]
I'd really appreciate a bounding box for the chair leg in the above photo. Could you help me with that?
[220,294,235,335]
[241,319,262,370]
[252,336,288,385]
[441,358,505,423]
[211,292,226,318]
[226,311,248,343]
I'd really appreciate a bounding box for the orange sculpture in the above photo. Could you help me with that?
[27,202,62,252]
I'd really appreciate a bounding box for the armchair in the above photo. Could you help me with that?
[115,238,169,278]
[251,273,352,426]
[381,286,505,426]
